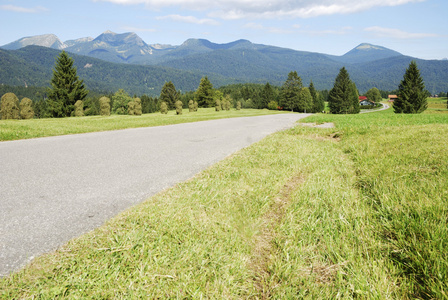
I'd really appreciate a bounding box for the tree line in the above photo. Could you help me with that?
[0,51,436,120]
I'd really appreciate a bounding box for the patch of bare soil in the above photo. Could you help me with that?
[299,122,335,128]
[249,175,305,299]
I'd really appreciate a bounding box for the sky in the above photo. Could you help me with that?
[0,0,447,60]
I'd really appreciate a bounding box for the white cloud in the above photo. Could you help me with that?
[0,4,48,13]
[365,26,438,39]
[94,0,426,19]
[157,14,219,25]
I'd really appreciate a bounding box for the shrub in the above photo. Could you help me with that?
[160,101,168,114]
[268,100,279,110]
[194,101,198,111]
[215,99,221,112]
[175,100,183,115]
[188,100,194,112]
[74,100,84,117]
[112,89,132,115]
[236,101,241,110]
[128,100,136,115]
[19,97,34,119]
[134,98,142,116]
[0,92,20,120]
[99,96,111,116]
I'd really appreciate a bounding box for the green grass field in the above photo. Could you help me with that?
[0,108,287,141]
[1,105,447,298]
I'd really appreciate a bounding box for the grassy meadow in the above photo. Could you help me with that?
[0,108,287,141]
[1,103,447,298]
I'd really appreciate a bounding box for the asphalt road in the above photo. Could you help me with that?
[0,113,310,277]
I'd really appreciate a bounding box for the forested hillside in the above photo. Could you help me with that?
[0,46,235,96]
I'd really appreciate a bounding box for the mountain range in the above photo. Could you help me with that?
[1,31,448,95]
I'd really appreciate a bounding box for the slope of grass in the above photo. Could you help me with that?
[0,108,287,141]
[1,108,447,298]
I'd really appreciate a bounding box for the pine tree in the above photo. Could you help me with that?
[260,82,274,109]
[328,67,359,114]
[280,71,302,111]
[309,81,325,113]
[196,76,214,108]
[47,51,88,117]
[394,61,428,113]
[159,81,180,110]
[298,87,313,113]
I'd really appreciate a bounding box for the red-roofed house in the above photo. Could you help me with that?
[359,96,374,106]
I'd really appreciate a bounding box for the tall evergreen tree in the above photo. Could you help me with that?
[309,81,325,113]
[297,87,313,113]
[393,61,428,113]
[196,76,214,108]
[159,81,180,110]
[280,71,302,111]
[260,82,274,109]
[47,51,88,117]
[328,67,359,114]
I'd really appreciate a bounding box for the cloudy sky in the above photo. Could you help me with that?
[1,0,447,59]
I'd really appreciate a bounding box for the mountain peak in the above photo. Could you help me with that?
[355,43,391,51]
[103,30,116,35]
[339,42,402,63]
[1,34,65,50]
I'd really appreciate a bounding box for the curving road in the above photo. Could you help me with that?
[0,113,310,277]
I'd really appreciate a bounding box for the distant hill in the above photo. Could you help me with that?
[1,32,448,94]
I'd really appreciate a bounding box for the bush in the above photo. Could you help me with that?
[99,96,111,116]
[175,100,183,115]
[19,97,34,119]
[188,100,195,112]
[194,101,198,111]
[0,92,20,120]
[74,100,84,117]
[215,99,221,112]
[160,101,168,114]
[268,100,279,110]
[128,100,136,115]
[236,101,241,110]
[134,98,142,116]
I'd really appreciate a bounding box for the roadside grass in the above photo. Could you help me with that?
[1,107,447,298]
[0,108,286,141]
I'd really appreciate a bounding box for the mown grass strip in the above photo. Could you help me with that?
[0,108,288,141]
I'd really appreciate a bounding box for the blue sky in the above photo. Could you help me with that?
[1,0,447,59]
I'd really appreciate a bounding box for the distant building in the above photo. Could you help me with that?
[388,95,398,102]
[359,96,374,106]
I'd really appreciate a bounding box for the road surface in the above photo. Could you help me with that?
[0,113,310,277]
